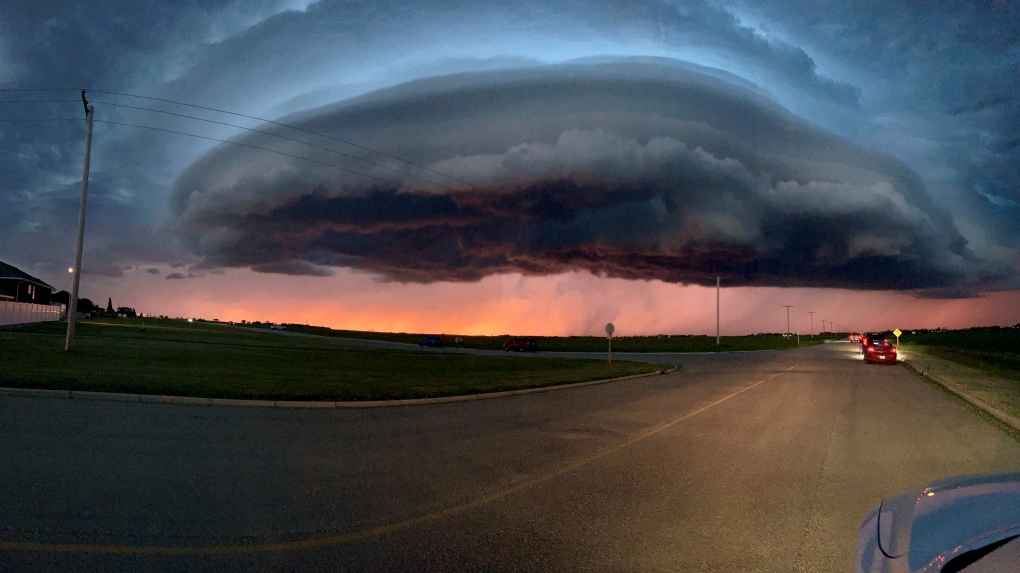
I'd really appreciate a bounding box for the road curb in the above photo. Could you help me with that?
[902,357,1020,433]
[0,366,677,409]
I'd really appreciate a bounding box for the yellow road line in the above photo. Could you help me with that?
[1,370,787,555]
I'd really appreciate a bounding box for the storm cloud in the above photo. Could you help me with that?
[2,0,1018,304]
[172,61,1003,292]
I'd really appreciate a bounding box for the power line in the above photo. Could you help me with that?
[0,99,81,103]
[5,87,480,190]
[93,119,407,188]
[91,99,457,192]
[0,115,413,189]
[90,89,477,189]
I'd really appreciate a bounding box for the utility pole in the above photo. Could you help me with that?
[783,305,793,336]
[807,311,815,338]
[65,90,94,352]
[716,276,720,346]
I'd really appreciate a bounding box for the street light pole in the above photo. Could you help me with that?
[783,305,793,335]
[716,276,720,346]
[65,91,94,352]
[807,311,815,338]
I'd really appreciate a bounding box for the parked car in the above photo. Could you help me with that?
[864,336,897,364]
[503,337,538,352]
[418,335,443,348]
[270,324,286,330]
[854,472,1020,573]
[860,332,883,354]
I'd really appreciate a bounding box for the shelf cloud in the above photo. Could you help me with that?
[171,61,1009,294]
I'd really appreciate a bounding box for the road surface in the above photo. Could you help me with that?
[2,342,1019,572]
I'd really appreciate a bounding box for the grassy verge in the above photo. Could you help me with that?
[0,320,663,401]
[897,329,1020,381]
[245,322,829,352]
[900,362,1020,444]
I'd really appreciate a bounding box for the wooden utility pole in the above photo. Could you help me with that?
[65,91,94,352]
[716,276,720,346]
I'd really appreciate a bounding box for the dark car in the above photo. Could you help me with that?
[503,337,538,352]
[860,332,883,354]
[864,336,897,364]
[418,335,443,348]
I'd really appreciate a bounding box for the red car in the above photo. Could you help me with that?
[863,336,897,364]
[503,337,538,352]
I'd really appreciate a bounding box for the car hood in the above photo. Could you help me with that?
[877,472,1020,571]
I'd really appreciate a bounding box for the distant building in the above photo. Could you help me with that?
[116,306,137,318]
[51,290,71,306]
[0,260,54,304]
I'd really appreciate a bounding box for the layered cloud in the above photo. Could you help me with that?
[171,61,1005,293]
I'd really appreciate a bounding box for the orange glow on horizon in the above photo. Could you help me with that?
[81,268,1020,337]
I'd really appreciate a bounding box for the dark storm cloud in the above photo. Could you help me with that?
[3,0,1018,294]
[145,268,160,274]
[730,0,1020,246]
[172,63,1008,293]
[0,0,313,283]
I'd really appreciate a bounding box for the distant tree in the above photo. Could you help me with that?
[77,297,97,312]
[106,298,114,314]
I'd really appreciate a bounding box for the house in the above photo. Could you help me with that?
[0,260,54,304]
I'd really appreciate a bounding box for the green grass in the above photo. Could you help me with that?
[246,322,829,353]
[0,319,663,401]
[897,328,1020,381]
[901,362,1020,444]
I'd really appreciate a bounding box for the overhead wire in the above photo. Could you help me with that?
[90,99,458,192]
[93,119,408,188]
[1,88,480,191]
[89,89,478,188]
[0,95,421,189]
[0,99,82,104]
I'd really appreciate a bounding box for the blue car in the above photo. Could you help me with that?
[418,335,443,348]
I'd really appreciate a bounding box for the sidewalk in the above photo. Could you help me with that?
[902,351,1020,433]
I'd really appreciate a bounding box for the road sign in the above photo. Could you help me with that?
[893,328,902,347]
[605,323,614,364]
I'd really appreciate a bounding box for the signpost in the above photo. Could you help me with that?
[605,322,615,364]
[893,328,902,347]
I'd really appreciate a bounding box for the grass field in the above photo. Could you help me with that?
[248,323,829,353]
[0,319,662,401]
[898,328,1020,381]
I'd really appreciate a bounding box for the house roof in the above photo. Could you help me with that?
[0,261,55,291]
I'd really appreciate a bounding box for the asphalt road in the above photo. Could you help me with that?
[2,342,1020,572]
